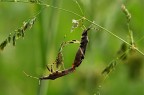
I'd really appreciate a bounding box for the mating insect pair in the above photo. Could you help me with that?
[24,27,91,81]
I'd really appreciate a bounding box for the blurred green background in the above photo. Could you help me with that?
[0,0,144,95]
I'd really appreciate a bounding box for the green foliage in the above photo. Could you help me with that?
[0,0,144,95]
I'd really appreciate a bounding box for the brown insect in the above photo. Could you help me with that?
[24,27,91,81]
[72,27,90,68]
[39,27,90,80]
[39,67,75,80]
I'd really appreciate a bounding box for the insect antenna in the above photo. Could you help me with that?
[74,0,84,16]
[23,71,39,80]
[23,71,41,85]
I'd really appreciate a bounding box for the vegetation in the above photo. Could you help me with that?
[0,0,144,95]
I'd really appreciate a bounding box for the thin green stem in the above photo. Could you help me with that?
[38,3,141,51]
[85,18,131,46]
[127,23,134,44]
[135,47,144,56]
[39,3,132,47]
[39,3,83,18]
[2,0,144,56]
[74,0,84,16]
[136,36,144,43]
[36,5,48,95]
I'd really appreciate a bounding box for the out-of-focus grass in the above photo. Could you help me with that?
[0,0,144,95]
